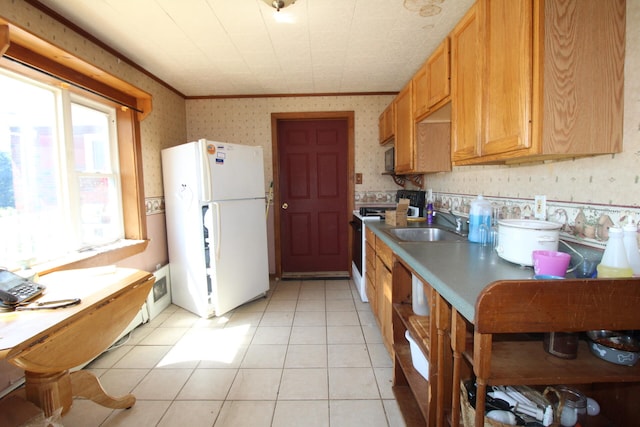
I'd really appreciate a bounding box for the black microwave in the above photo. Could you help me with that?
[385,148,394,172]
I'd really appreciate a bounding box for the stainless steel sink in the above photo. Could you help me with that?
[383,226,466,242]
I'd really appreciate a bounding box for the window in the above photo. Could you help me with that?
[0,68,123,269]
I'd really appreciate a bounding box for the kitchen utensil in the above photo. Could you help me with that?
[532,250,571,277]
[496,220,561,266]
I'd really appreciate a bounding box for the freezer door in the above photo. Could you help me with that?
[205,198,269,316]
[200,140,265,201]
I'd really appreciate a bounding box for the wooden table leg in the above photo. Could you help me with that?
[70,370,136,410]
[24,369,136,417]
[24,370,73,417]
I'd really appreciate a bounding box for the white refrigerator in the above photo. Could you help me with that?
[161,139,269,318]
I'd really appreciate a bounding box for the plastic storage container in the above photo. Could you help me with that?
[468,195,492,243]
[412,274,429,316]
[623,222,640,276]
[405,330,429,381]
[597,226,633,278]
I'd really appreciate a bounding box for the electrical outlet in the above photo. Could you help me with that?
[534,195,547,219]
[355,173,362,184]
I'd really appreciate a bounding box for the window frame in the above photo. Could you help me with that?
[0,21,152,274]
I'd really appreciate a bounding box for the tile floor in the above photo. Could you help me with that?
[60,278,407,426]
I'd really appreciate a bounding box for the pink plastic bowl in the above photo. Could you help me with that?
[532,250,571,277]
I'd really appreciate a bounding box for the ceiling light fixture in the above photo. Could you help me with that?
[264,0,296,12]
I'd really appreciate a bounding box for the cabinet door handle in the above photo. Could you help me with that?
[282,202,289,210]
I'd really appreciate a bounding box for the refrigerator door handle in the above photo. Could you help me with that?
[200,139,213,201]
[212,202,222,261]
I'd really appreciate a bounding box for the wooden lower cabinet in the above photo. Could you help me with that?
[450,279,640,427]
[390,260,443,426]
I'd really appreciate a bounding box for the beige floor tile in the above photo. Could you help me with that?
[325,289,353,300]
[374,367,395,400]
[327,325,365,344]
[197,345,248,369]
[139,326,189,345]
[241,344,287,368]
[269,289,300,301]
[383,399,408,427]
[95,368,149,396]
[225,311,264,328]
[126,325,154,344]
[87,344,133,369]
[327,311,360,326]
[298,287,326,300]
[259,311,294,327]
[328,368,380,399]
[362,324,384,344]
[131,368,193,400]
[158,328,248,368]
[101,400,171,426]
[234,297,269,313]
[227,369,282,400]
[252,326,292,344]
[162,309,201,328]
[357,310,377,326]
[61,398,114,426]
[325,279,350,291]
[265,299,298,312]
[177,368,238,400]
[296,299,326,312]
[328,344,371,368]
[272,400,329,427]
[63,279,409,425]
[113,345,171,369]
[284,344,327,368]
[293,311,326,326]
[192,315,229,329]
[330,400,389,427]
[278,368,328,400]
[214,400,276,427]
[289,326,327,344]
[326,298,356,312]
[158,400,223,427]
[368,343,393,367]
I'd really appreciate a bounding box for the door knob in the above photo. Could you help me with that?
[282,202,289,210]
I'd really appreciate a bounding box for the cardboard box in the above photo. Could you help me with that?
[386,198,410,226]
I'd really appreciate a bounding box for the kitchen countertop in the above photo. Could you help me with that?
[365,220,537,322]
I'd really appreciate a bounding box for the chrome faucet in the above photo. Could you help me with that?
[437,210,466,234]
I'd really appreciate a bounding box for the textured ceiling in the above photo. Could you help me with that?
[36,0,474,97]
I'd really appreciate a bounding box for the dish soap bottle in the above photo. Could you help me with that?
[623,219,640,276]
[468,195,491,243]
[597,226,633,278]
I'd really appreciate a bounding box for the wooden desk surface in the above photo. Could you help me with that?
[0,267,153,360]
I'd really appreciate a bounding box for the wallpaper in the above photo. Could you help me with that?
[185,95,399,193]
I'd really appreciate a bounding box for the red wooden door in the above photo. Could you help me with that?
[278,119,349,276]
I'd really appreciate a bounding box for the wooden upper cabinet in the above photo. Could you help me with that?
[451,3,481,162]
[426,37,450,111]
[412,62,429,120]
[378,102,395,145]
[455,0,625,165]
[414,38,451,122]
[394,82,414,174]
[480,0,533,157]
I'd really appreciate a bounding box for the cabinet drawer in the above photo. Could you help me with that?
[376,239,393,269]
[365,227,376,245]
[365,241,376,272]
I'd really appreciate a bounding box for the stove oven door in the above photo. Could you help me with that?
[349,215,362,275]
